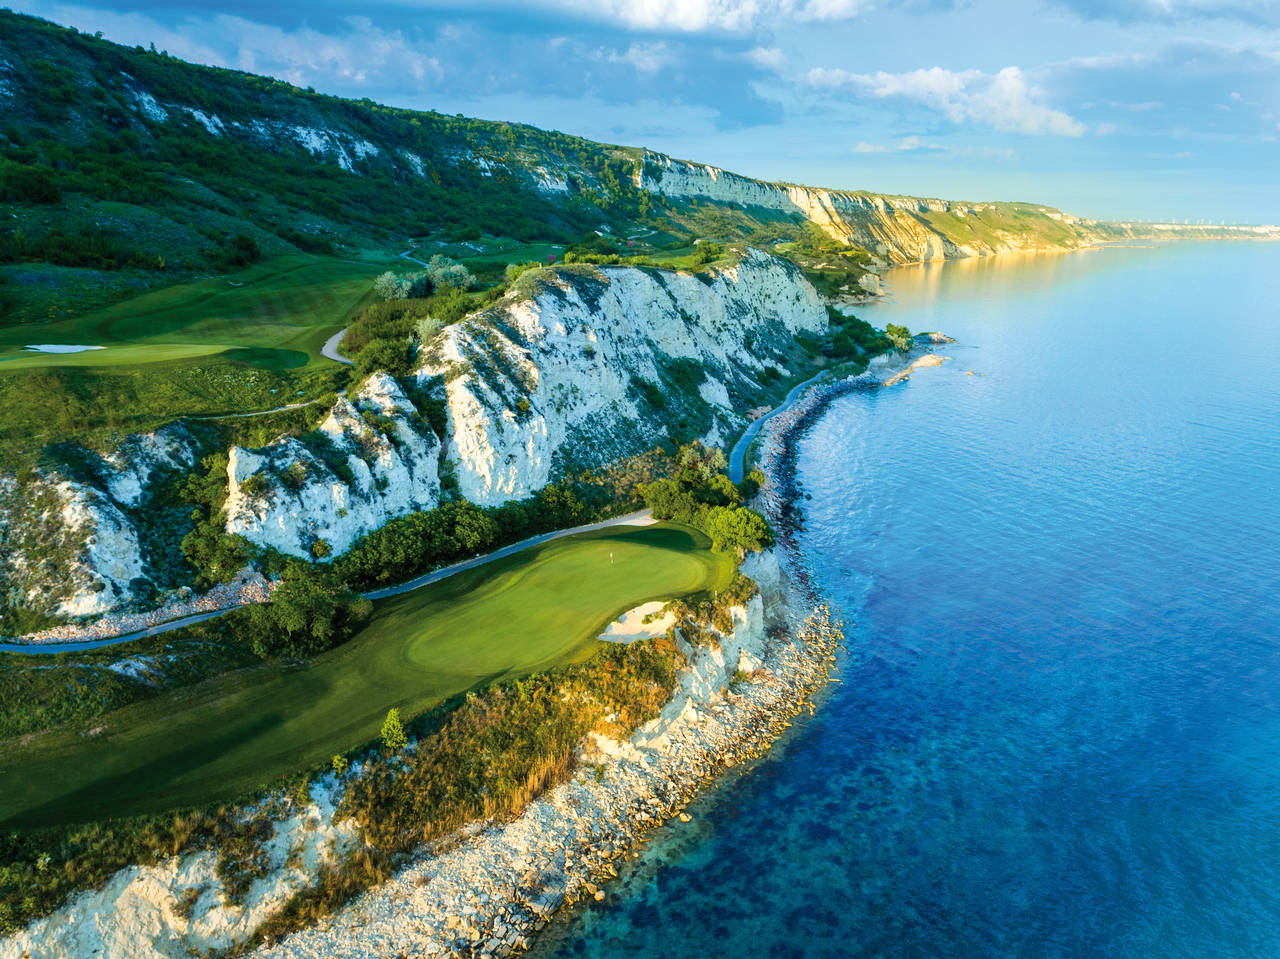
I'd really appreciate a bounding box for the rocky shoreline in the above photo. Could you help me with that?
[247,345,954,959]
[246,367,881,958]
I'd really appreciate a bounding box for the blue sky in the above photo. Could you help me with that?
[15,0,1280,222]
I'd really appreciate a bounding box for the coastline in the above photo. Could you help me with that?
[250,345,951,957]
[2,344,949,959]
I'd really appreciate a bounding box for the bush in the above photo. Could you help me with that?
[241,562,372,659]
[704,505,774,556]
[885,323,914,352]
[0,163,60,203]
[637,442,772,557]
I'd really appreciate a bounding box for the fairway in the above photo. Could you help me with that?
[0,254,402,457]
[0,254,385,370]
[0,523,732,829]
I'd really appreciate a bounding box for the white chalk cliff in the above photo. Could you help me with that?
[638,151,1093,264]
[416,249,826,505]
[224,373,441,559]
[0,252,824,615]
[0,424,196,619]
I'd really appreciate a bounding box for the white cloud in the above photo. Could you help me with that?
[809,65,1086,136]
[20,3,444,89]
[604,41,674,73]
[852,135,944,153]
[745,46,788,73]
[1097,122,1118,134]
[541,0,870,31]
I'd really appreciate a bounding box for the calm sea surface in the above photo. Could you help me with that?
[533,242,1280,958]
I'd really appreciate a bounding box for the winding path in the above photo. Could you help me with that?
[0,510,655,656]
[728,370,830,484]
[321,327,353,365]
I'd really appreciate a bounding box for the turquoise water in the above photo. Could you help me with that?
[532,242,1280,958]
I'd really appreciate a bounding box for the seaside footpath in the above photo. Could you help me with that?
[3,342,950,959]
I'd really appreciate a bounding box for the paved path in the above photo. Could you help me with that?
[321,327,352,365]
[400,248,430,269]
[1,510,655,655]
[728,370,830,483]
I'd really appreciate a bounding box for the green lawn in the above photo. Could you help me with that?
[0,254,399,460]
[0,254,385,370]
[0,523,732,829]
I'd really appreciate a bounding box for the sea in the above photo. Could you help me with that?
[531,241,1280,958]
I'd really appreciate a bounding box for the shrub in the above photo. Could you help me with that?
[0,163,60,203]
[885,323,914,352]
[381,708,407,753]
[637,442,772,556]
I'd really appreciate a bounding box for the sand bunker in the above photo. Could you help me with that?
[598,601,675,643]
[23,344,105,354]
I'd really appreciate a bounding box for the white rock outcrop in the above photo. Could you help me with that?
[224,373,441,559]
[419,249,827,505]
[0,424,196,619]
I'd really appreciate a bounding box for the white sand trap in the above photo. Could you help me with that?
[23,344,105,354]
[599,601,675,643]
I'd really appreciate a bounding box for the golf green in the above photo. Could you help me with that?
[0,523,732,829]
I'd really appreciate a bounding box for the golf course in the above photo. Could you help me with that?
[0,253,398,457]
[0,254,393,367]
[0,523,732,830]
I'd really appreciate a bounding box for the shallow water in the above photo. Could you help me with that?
[532,242,1280,958]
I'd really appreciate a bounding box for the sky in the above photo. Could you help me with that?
[12,0,1280,222]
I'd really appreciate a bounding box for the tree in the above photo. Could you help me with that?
[639,478,695,524]
[698,473,739,507]
[373,271,412,300]
[243,561,372,658]
[885,323,914,352]
[381,707,407,753]
[705,506,773,557]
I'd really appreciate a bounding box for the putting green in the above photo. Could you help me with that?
[0,523,732,829]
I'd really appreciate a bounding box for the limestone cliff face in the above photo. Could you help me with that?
[223,374,441,559]
[416,249,827,505]
[0,424,196,619]
[639,151,1096,264]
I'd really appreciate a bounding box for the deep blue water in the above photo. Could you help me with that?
[533,242,1280,958]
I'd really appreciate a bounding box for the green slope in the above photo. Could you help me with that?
[0,523,732,829]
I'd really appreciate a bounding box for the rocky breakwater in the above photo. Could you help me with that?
[752,337,955,589]
[415,249,827,506]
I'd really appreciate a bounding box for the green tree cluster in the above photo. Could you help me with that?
[241,562,372,659]
[637,443,773,557]
[335,484,588,590]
